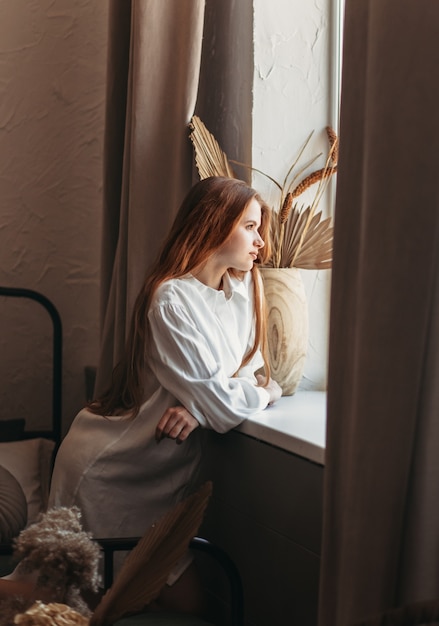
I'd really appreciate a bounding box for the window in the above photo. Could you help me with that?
[252,0,344,393]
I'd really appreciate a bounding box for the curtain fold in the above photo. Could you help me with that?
[99,0,131,341]
[195,0,253,180]
[318,1,439,624]
[95,0,206,395]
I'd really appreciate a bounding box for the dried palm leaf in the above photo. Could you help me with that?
[298,225,333,260]
[279,209,325,267]
[296,257,332,270]
[294,241,333,269]
[189,116,234,179]
[289,209,319,268]
[91,482,213,626]
[292,218,334,269]
[295,243,333,269]
[277,207,302,267]
[284,206,312,260]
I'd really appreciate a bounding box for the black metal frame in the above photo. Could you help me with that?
[97,536,245,626]
[0,286,63,560]
[0,286,62,445]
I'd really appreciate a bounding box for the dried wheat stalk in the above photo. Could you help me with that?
[280,193,293,223]
[326,125,339,165]
[289,165,338,201]
[276,133,337,268]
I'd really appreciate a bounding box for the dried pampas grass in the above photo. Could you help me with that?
[188,116,338,270]
[0,507,100,626]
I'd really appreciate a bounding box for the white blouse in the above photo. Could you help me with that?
[48,271,270,540]
[148,271,270,431]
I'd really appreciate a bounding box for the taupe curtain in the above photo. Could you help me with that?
[318,1,439,624]
[95,0,253,395]
[95,0,205,395]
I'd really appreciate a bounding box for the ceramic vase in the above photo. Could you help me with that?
[259,267,309,395]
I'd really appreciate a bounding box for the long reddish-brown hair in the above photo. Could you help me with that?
[90,176,272,417]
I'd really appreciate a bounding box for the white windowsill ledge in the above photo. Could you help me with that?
[236,391,327,465]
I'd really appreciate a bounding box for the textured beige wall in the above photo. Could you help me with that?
[0,1,108,432]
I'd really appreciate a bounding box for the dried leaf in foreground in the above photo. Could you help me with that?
[91,482,213,626]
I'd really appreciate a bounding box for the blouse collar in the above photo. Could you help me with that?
[186,271,250,302]
[222,271,249,301]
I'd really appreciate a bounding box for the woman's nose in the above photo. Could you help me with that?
[255,232,264,248]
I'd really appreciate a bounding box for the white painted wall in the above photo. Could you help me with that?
[0,1,108,432]
[253,0,335,391]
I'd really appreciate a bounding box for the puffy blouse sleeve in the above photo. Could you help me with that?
[147,299,270,433]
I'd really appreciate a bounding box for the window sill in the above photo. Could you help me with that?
[235,391,326,465]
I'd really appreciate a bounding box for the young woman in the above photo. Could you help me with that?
[48,176,282,612]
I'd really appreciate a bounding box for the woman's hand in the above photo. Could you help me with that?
[256,374,282,405]
[155,405,200,444]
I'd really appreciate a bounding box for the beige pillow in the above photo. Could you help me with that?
[0,465,28,541]
[0,438,55,524]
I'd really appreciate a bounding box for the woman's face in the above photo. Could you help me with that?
[215,197,265,272]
